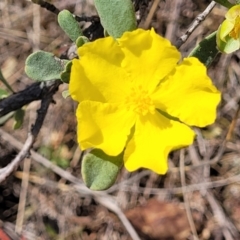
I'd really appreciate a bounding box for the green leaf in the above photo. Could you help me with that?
[0,88,9,99]
[13,108,25,129]
[76,36,90,48]
[217,31,240,54]
[214,0,233,8]
[25,51,69,81]
[94,0,137,38]
[58,10,83,42]
[82,149,123,190]
[188,31,219,67]
[60,61,72,83]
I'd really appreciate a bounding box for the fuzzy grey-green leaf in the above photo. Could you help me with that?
[82,149,123,190]
[76,36,90,48]
[25,51,69,81]
[94,0,137,38]
[58,10,83,42]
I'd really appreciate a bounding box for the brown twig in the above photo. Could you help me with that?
[206,191,237,240]
[226,101,240,141]
[179,149,199,240]
[187,142,239,239]
[175,1,216,48]
[15,158,31,234]
[107,169,240,195]
[165,0,183,41]
[0,128,141,240]
[0,80,61,182]
[29,0,103,41]
[0,80,61,118]
[31,0,60,14]
[141,0,160,29]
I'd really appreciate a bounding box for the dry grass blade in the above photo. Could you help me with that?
[0,129,141,240]
[1,1,240,239]
[176,1,216,48]
[180,149,199,240]
[15,158,31,234]
[141,0,160,29]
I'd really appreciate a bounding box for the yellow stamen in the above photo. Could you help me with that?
[229,16,240,39]
[125,85,155,115]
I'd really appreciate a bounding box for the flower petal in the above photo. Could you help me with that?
[152,57,221,127]
[70,36,131,103]
[124,112,195,174]
[69,59,105,102]
[218,20,234,41]
[77,101,136,155]
[226,5,240,21]
[217,33,240,53]
[118,28,181,92]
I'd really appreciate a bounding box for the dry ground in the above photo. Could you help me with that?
[1,0,240,239]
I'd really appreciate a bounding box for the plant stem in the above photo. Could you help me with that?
[0,69,14,93]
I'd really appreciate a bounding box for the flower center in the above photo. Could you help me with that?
[229,16,240,39]
[125,85,155,116]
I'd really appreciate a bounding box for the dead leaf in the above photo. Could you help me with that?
[126,198,190,240]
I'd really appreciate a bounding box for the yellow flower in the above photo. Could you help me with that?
[217,5,240,53]
[70,28,221,174]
